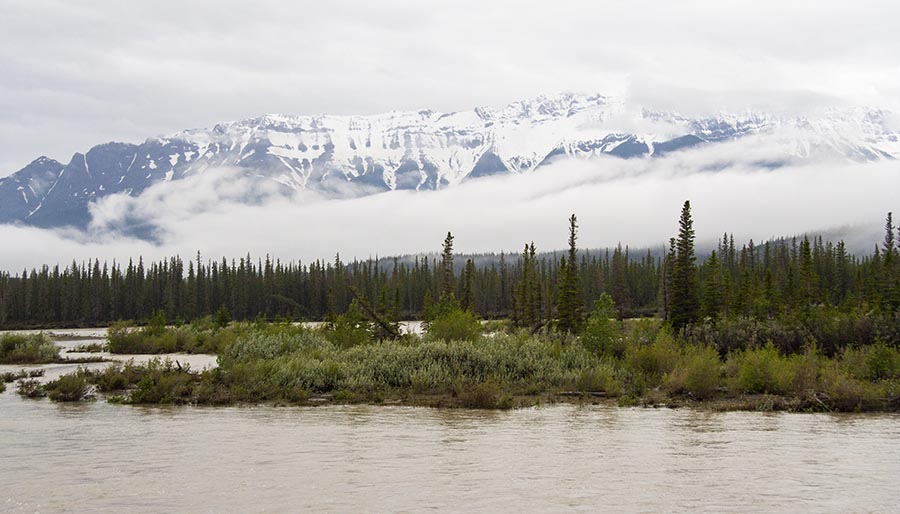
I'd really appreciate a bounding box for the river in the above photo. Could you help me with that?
[1,332,899,513]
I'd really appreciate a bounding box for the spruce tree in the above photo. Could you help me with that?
[663,237,676,321]
[440,232,454,300]
[514,242,541,329]
[556,214,583,333]
[883,212,898,309]
[462,258,475,311]
[670,201,700,329]
[701,250,724,319]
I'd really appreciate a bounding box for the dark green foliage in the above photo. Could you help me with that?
[581,294,621,357]
[669,201,700,329]
[324,300,375,348]
[214,305,231,329]
[16,378,46,398]
[0,333,60,364]
[440,232,455,300]
[461,259,475,311]
[92,361,145,392]
[556,214,584,334]
[513,243,541,329]
[45,372,91,402]
[128,360,198,404]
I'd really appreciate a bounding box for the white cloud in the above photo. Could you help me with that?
[0,145,895,272]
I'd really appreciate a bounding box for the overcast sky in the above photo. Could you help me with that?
[2,0,900,174]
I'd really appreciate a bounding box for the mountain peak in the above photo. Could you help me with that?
[1,93,898,231]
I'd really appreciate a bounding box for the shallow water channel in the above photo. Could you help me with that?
[1,331,899,513]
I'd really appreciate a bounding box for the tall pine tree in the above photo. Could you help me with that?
[670,201,700,329]
[557,214,584,333]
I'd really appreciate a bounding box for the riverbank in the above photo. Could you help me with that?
[7,327,896,413]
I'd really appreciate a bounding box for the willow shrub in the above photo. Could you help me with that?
[624,327,680,387]
[424,308,482,342]
[665,345,722,399]
[0,333,60,364]
[107,318,244,354]
[212,329,602,399]
[45,372,91,402]
[840,343,900,382]
[726,343,795,395]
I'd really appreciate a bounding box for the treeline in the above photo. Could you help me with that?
[1,206,899,330]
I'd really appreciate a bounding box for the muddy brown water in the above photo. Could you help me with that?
[1,333,899,513]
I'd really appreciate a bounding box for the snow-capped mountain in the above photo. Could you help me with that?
[1,93,898,229]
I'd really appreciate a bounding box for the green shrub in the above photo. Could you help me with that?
[107,322,151,353]
[839,344,900,382]
[426,308,481,342]
[108,319,245,355]
[92,361,146,392]
[790,343,822,392]
[0,333,60,364]
[574,364,622,395]
[45,372,91,402]
[324,302,374,348]
[581,294,623,358]
[219,330,329,367]
[728,343,793,395]
[457,382,511,409]
[625,328,680,382]
[16,378,45,398]
[666,345,722,399]
[127,359,198,404]
[863,343,900,381]
[818,362,885,411]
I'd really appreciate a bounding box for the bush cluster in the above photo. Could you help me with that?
[0,333,60,364]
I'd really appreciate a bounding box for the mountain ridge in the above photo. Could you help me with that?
[1,92,898,229]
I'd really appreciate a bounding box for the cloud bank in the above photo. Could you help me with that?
[0,141,895,272]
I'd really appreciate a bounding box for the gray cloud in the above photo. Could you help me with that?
[2,0,900,174]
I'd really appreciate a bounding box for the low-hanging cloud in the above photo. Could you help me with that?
[0,140,896,272]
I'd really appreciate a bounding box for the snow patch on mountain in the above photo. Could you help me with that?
[1,92,898,230]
